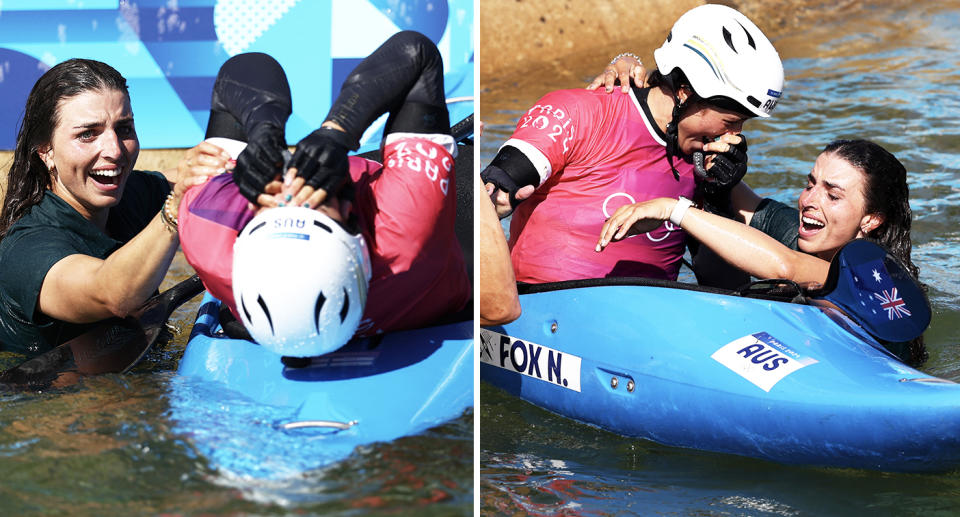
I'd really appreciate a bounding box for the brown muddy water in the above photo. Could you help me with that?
[0,250,472,516]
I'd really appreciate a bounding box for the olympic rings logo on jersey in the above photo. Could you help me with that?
[601,192,679,243]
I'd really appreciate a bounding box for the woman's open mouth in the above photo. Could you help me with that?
[799,214,825,237]
[89,167,124,187]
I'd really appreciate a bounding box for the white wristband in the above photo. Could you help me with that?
[669,197,694,227]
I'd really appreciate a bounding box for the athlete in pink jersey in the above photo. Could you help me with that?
[180,135,467,336]
[481,5,784,285]
[177,31,470,345]
[506,87,696,282]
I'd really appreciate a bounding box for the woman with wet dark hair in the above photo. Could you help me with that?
[598,139,925,363]
[0,58,218,356]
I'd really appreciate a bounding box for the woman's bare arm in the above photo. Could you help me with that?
[598,197,829,285]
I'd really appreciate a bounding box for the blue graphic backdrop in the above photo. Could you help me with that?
[0,0,474,149]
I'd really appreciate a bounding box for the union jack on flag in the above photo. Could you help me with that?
[874,288,911,320]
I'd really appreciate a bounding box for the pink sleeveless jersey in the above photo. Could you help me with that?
[505,88,696,282]
[179,137,469,337]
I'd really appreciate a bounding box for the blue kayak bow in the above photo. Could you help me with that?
[810,239,930,343]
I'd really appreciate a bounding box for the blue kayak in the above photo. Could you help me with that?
[170,294,473,479]
[480,277,960,472]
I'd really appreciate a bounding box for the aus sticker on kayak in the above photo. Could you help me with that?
[480,329,582,392]
[711,332,818,392]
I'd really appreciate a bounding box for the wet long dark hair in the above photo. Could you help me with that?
[823,139,926,364]
[0,59,129,240]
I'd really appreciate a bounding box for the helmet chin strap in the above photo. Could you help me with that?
[664,86,689,181]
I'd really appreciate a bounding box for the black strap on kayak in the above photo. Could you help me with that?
[517,276,734,297]
[735,279,806,304]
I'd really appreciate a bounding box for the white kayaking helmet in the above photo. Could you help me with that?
[232,207,372,357]
[653,4,784,118]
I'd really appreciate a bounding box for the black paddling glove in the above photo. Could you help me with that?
[208,53,292,202]
[295,32,447,202]
[480,165,523,209]
[233,123,287,203]
[290,127,356,199]
[694,135,748,197]
[480,145,541,218]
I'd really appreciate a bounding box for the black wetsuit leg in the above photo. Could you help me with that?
[325,30,450,140]
[205,52,292,141]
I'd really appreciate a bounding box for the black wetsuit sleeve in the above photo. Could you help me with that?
[749,198,800,250]
[480,145,541,200]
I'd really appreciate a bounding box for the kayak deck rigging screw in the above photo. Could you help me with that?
[550,322,558,333]
[610,376,619,389]
[626,380,635,392]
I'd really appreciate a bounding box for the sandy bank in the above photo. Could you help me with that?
[479,0,861,94]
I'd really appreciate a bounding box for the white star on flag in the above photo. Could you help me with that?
[872,268,883,283]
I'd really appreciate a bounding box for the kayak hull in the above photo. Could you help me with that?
[171,294,473,478]
[480,282,960,472]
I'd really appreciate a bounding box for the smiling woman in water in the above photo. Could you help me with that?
[598,139,925,363]
[0,58,220,357]
[599,140,917,283]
